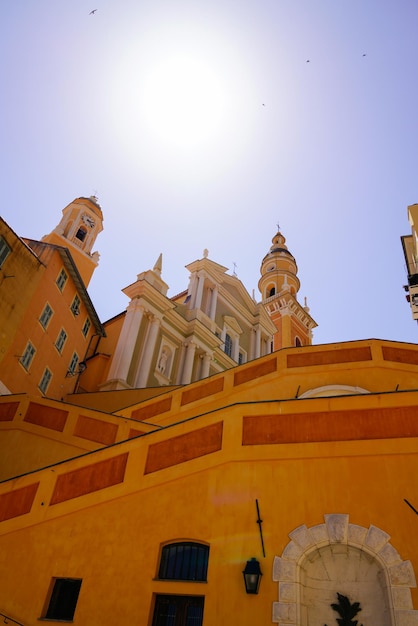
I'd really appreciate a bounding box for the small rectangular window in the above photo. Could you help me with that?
[55,329,67,353]
[81,317,91,337]
[56,269,68,292]
[20,342,36,370]
[68,352,79,375]
[152,595,204,626]
[71,295,81,316]
[44,578,82,621]
[39,303,53,329]
[0,237,11,268]
[39,368,52,394]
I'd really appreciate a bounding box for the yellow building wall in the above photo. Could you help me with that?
[0,220,44,374]
[1,340,418,625]
[77,314,123,392]
[0,247,98,399]
[1,410,418,624]
[44,230,96,286]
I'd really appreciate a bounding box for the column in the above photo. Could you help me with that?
[232,336,240,362]
[175,344,187,384]
[188,274,198,308]
[181,341,196,384]
[136,315,161,388]
[209,286,218,320]
[106,299,144,383]
[200,352,212,379]
[255,326,261,359]
[250,327,256,360]
[281,315,292,349]
[194,273,205,310]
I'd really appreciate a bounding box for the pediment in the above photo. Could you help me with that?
[223,315,243,334]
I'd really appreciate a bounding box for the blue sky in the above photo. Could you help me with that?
[1,0,417,345]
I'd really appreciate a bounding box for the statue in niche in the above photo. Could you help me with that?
[325,593,363,626]
[157,348,169,375]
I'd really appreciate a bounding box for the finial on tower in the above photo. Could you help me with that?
[153,253,163,276]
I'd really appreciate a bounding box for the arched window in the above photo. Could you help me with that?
[295,337,302,347]
[75,227,87,242]
[268,286,276,297]
[158,542,209,581]
[224,333,233,358]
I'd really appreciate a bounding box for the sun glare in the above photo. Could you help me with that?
[106,18,260,182]
[139,54,229,151]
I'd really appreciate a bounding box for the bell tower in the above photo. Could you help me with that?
[42,196,103,287]
[259,228,317,350]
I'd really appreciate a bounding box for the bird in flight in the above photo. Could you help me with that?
[89,9,97,14]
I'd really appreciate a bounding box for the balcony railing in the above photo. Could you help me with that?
[0,611,25,625]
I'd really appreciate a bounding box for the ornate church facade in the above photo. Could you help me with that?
[0,197,316,398]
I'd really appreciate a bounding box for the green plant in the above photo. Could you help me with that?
[325,592,363,626]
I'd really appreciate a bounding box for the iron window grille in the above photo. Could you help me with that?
[152,595,204,626]
[158,542,209,582]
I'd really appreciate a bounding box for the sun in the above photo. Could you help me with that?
[106,19,259,180]
[138,54,229,152]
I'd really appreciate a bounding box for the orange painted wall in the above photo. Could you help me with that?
[1,408,418,624]
[1,341,418,624]
[0,219,44,371]
[0,246,98,399]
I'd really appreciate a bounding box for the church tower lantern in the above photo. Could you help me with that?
[259,228,317,350]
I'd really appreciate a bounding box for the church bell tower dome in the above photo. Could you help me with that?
[258,229,300,301]
[259,227,317,350]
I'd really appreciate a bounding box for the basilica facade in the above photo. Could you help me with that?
[0,196,316,399]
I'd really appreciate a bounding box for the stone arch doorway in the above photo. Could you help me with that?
[272,514,418,626]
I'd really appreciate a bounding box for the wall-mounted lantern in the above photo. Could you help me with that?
[242,558,262,594]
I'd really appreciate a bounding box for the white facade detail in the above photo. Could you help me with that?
[273,514,418,626]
